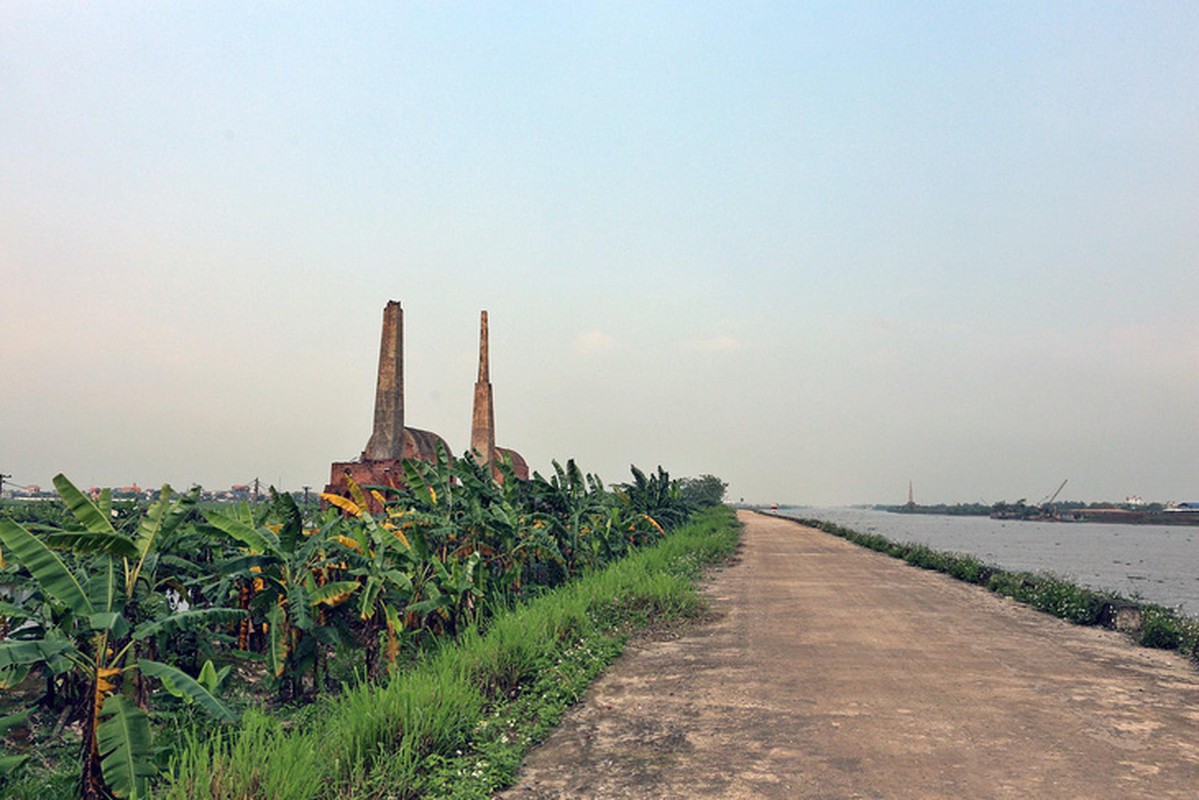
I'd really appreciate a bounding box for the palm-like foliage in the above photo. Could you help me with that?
[527,460,608,574]
[204,491,351,699]
[1,457,708,797]
[320,479,419,678]
[0,476,240,798]
[618,465,691,532]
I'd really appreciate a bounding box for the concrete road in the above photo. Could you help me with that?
[496,510,1199,799]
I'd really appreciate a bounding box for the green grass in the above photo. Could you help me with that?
[794,515,1199,661]
[159,506,740,800]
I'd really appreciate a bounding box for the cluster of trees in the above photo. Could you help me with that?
[0,454,722,799]
[882,500,1170,519]
[879,503,992,517]
[678,474,728,508]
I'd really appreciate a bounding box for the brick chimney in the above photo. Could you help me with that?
[364,300,405,460]
[470,310,495,465]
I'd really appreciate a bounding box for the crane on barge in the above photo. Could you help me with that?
[1039,478,1068,508]
[1036,478,1073,521]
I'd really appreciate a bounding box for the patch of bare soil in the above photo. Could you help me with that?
[495,510,1199,799]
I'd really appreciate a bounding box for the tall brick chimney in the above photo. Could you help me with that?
[364,300,405,460]
[470,310,495,465]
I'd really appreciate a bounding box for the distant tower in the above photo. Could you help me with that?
[907,480,915,508]
[364,301,405,461]
[470,311,496,466]
[469,310,529,481]
[325,300,450,506]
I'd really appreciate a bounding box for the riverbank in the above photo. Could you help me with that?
[772,505,1199,612]
[788,513,1199,661]
[497,510,1199,799]
[1072,508,1199,525]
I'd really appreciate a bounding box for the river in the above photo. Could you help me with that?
[772,507,1199,614]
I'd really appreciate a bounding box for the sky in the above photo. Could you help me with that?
[2,3,1197,506]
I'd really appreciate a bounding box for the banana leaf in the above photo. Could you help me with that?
[402,460,432,505]
[358,577,381,620]
[345,479,386,541]
[203,509,280,555]
[406,585,448,615]
[96,694,156,798]
[213,553,274,574]
[0,600,35,621]
[0,754,29,779]
[85,556,119,615]
[383,569,413,592]
[196,659,230,694]
[87,612,130,638]
[45,530,138,560]
[97,488,113,523]
[52,473,117,535]
[266,603,289,678]
[0,519,92,616]
[0,664,32,690]
[307,580,360,607]
[0,638,77,670]
[129,485,195,590]
[270,489,304,554]
[321,492,362,517]
[137,659,237,722]
[0,709,32,735]
[156,554,205,576]
[132,608,246,641]
[286,580,313,631]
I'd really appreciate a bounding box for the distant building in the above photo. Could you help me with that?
[469,310,529,482]
[324,301,451,504]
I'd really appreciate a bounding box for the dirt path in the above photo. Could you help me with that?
[495,510,1199,799]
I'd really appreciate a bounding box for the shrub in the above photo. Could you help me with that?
[1139,606,1184,650]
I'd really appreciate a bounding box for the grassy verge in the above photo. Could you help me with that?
[160,505,740,800]
[791,515,1199,661]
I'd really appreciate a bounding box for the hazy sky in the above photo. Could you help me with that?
[3,3,1197,505]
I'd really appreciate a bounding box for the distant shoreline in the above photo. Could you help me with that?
[878,504,1199,526]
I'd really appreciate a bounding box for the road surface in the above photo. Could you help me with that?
[496,510,1199,799]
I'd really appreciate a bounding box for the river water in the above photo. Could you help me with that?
[772,507,1199,614]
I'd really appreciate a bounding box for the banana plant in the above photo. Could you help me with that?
[406,550,485,637]
[0,476,241,799]
[617,465,690,534]
[349,453,531,639]
[394,443,461,553]
[527,459,621,577]
[473,458,547,595]
[436,455,530,590]
[204,490,350,698]
[319,479,420,677]
[393,452,543,617]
